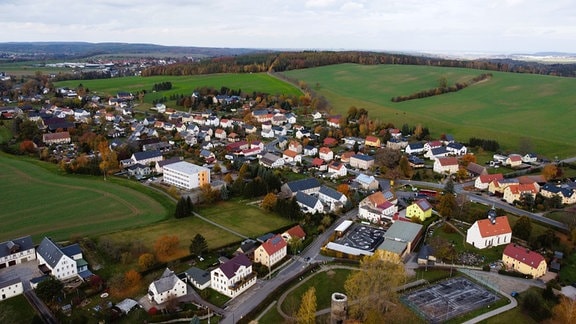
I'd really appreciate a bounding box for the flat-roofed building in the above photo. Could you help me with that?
[163,161,210,190]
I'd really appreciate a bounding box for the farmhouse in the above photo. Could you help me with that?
[0,236,36,269]
[502,244,547,278]
[254,234,287,268]
[211,254,256,298]
[466,208,511,249]
[148,268,187,304]
[466,162,488,177]
[36,237,90,281]
[163,161,210,190]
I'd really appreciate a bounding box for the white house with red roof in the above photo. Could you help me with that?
[502,244,547,278]
[254,235,287,268]
[281,225,306,243]
[503,183,539,204]
[319,147,334,162]
[424,140,443,152]
[358,191,398,223]
[506,154,523,167]
[474,173,504,191]
[466,208,512,249]
[433,157,459,174]
[327,116,341,128]
[327,161,347,178]
[210,254,256,298]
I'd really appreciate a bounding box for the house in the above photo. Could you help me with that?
[272,126,287,136]
[254,235,287,268]
[406,199,433,221]
[163,161,210,190]
[295,128,311,139]
[407,155,425,168]
[0,278,24,301]
[36,237,89,281]
[350,154,375,170]
[295,191,324,214]
[358,191,398,223]
[319,147,334,162]
[184,267,211,290]
[282,149,301,164]
[131,150,163,166]
[303,145,318,156]
[522,153,538,164]
[311,157,327,171]
[281,178,321,197]
[433,157,459,174]
[210,254,256,298]
[474,173,504,190]
[506,154,523,167]
[425,147,450,160]
[405,142,425,155]
[326,116,341,128]
[466,208,512,249]
[214,128,227,140]
[327,161,347,178]
[43,131,71,145]
[227,132,240,142]
[503,183,539,204]
[340,151,356,163]
[377,221,423,258]
[364,136,381,148]
[126,163,151,179]
[466,162,488,177]
[424,140,443,152]
[323,137,338,147]
[259,152,285,169]
[143,142,172,153]
[386,137,408,150]
[540,184,576,205]
[281,225,306,243]
[502,244,547,278]
[488,178,519,195]
[0,236,36,269]
[235,239,259,259]
[353,174,379,191]
[148,268,187,304]
[446,142,468,156]
[288,141,303,154]
[318,185,348,211]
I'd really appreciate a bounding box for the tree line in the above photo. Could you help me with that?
[152,81,172,92]
[391,73,492,102]
[140,51,576,78]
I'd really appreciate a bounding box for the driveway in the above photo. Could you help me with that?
[0,260,44,291]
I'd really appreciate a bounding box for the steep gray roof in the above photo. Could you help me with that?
[319,186,344,200]
[37,237,65,268]
[185,267,211,286]
[0,236,34,259]
[133,150,162,161]
[61,244,82,258]
[152,268,181,294]
[286,178,320,193]
[296,191,320,209]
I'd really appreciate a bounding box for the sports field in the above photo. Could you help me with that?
[55,72,302,107]
[0,153,168,242]
[283,64,576,158]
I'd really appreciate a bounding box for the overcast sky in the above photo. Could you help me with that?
[1,0,575,54]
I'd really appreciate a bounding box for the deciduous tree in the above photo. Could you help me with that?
[553,295,576,323]
[261,192,277,211]
[345,253,405,322]
[154,235,180,259]
[437,193,456,219]
[542,164,558,181]
[125,269,141,288]
[513,216,532,241]
[297,287,317,324]
[138,253,156,270]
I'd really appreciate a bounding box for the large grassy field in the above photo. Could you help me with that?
[54,73,302,108]
[0,153,168,242]
[282,64,576,158]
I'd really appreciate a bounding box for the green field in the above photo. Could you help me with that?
[54,73,302,108]
[0,153,168,242]
[0,295,39,324]
[282,64,576,158]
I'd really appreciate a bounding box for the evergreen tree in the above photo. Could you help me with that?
[189,234,208,257]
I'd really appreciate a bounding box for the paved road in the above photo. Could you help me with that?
[24,290,58,324]
[219,208,358,323]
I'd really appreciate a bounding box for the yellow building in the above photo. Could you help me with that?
[502,244,547,278]
[406,199,433,221]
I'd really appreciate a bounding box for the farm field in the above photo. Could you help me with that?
[0,153,168,242]
[282,64,576,158]
[54,73,302,108]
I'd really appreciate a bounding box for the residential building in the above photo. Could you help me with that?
[259,153,285,168]
[446,142,468,155]
[0,236,36,269]
[148,268,187,304]
[295,192,324,214]
[358,191,397,223]
[503,183,539,204]
[36,237,89,281]
[281,178,321,197]
[488,178,519,195]
[126,163,151,179]
[406,199,433,221]
[131,150,163,166]
[405,142,425,155]
[318,185,348,211]
[42,131,71,145]
[424,140,443,152]
[506,154,523,167]
[0,278,24,301]
[281,225,306,243]
[353,174,379,191]
[288,141,303,154]
[155,156,182,174]
[522,153,538,164]
[502,244,547,278]
[466,208,512,249]
[319,147,334,162]
[474,173,504,190]
[540,184,576,205]
[466,162,488,177]
[254,235,287,268]
[184,267,211,290]
[350,154,375,170]
[425,147,450,160]
[327,161,347,178]
[282,149,301,164]
[210,254,256,298]
[364,136,381,148]
[433,157,459,174]
[163,161,210,190]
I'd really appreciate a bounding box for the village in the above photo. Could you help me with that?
[1,83,576,323]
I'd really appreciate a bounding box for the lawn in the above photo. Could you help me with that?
[198,200,293,238]
[281,268,353,316]
[0,153,168,242]
[0,295,39,324]
[282,64,576,158]
[54,73,302,109]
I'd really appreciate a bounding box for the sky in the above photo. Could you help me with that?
[1,0,575,55]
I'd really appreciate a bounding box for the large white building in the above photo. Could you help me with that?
[466,208,512,249]
[148,268,188,304]
[36,237,89,281]
[163,161,210,190]
[0,236,36,269]
[211,254,256,298]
